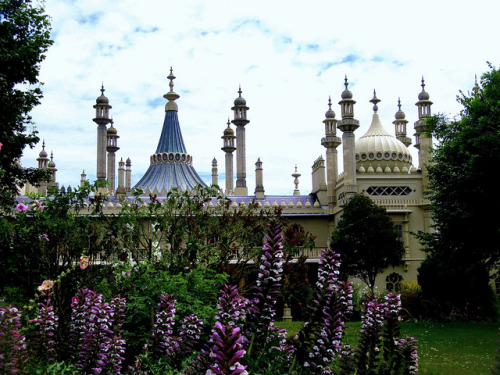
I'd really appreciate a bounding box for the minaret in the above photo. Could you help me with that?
[337,76,359,198]
[321,97,342,208]
[125,157,132,195]
[254,158,264,199]
[292,165,301,196]
[231,86,249,196]
[116,158,125,195]
[393,98,412,147]
[80,170,87,187]
[47,151,58,191]
[211,158,218,187]
[221,119,236,195]
[36,140,49,195]
[414,78,433,189]
[93,84,112,184]
[106,120,120,194]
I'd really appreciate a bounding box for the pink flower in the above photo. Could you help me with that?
[79,256,89,270]
[38,280,54,291]
[43,234,49,242]
[16,202,28,212]
[0,142,2,151]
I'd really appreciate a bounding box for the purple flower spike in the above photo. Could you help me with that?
[151,293,179,357]
[207,323,248,375]
[0,302,27,373]
[33,289,59,363]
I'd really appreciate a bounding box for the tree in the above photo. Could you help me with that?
[330,193,405,291]
[0,0,53,210]
[417,64,500,318]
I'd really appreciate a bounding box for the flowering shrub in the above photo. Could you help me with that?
[0,301,27,373]
[69,288,126,374]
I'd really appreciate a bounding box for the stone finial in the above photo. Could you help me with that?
[164,66,180,111]
[292,165,301,196]
[370,89,381,113]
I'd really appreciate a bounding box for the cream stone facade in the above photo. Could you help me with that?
[25,70,435,291]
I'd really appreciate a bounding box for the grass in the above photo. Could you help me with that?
[277,320,499,375]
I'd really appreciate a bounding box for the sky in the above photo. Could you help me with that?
[21,0,499,195]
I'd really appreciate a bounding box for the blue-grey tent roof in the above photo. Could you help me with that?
[134,110,207,193]
[155,111,187,154]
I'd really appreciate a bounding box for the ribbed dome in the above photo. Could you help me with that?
[355,113,412,173]
[39,148,48,158]
[107,125,117,135]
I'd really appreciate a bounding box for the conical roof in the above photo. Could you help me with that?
[134,71,207,193]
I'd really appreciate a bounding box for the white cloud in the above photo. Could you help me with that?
[21,0,500,195]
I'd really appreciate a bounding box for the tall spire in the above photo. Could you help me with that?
[414,78,433,188]
[393,98,411,147]
[232,85,250,195]
[93,84,112,185]
[221,118,236,195]
[337,76,359,200]
[322,96,341,208]
[164,66,180,112]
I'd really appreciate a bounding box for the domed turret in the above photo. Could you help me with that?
[325,96,336,119]
[39,140,48,158]
[234,86,247,106]
[96,84,109,104]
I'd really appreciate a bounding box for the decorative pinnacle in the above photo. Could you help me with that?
[421,76,425,92]
[370,89,381,113]
[168,66,175,92]
[164,66,180,111]
[50,151,53,160]
[42,140,46,149]
[238,85,242,97]
[101,83,105,96]
[227,118,231,127]
[328,96,332,110]
[344,75,349,90]
[398,97,402,111]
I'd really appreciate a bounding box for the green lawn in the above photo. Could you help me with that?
[277,321,499,375]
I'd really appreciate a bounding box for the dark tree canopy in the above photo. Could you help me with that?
[0,0,53,210]
[330,193,405,291]
[417,64,500,318]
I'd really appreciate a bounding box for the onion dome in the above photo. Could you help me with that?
[234,85,246,106]
[96,84,109,104]
[325,96,336,119]
[39,140,48,158]
[223,119,235,136]
[107,123,117,135]
[355,92,412,173]
[418,77,430,100]
[48,152,56,168]
[341,76,353,99]
[395,98,406,120]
